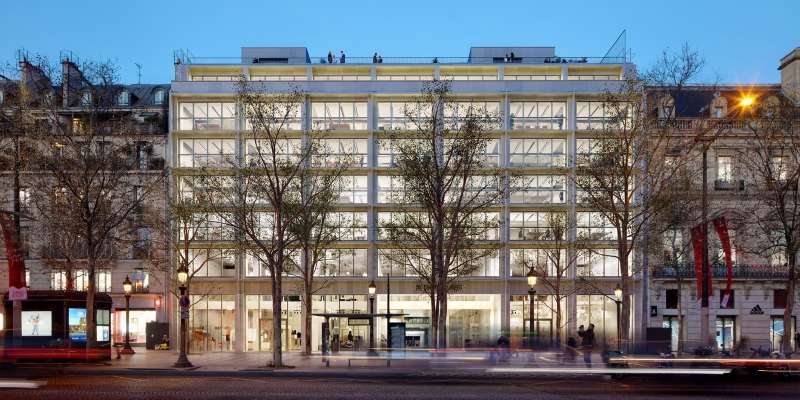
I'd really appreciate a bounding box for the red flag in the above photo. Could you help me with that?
[690,225,705,304]
[713,217,733,307]
[0,213,27,288]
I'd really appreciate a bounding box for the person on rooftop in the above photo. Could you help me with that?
[340,51,346,64]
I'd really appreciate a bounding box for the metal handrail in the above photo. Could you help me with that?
[177,56,627,66]
[652,263,790,279]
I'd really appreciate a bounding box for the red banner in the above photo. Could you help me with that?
[0,212,27,288]
[713,217,733,307]
[690,226,705,304]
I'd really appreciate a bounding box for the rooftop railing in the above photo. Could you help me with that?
[652,263,790,279]
[177,56,628,66]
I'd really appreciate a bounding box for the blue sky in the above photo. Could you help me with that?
[1,0,797,84]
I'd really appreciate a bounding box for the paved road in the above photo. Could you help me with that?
[1,373,797,399]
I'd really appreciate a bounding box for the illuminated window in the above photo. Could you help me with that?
[510,102,566,130]
[509,138,567,167]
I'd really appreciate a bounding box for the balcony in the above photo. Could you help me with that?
[510,117,566,130]
[652,263,789,279]
[714,179,745,191]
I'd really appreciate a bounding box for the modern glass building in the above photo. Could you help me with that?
[168,46,635,352]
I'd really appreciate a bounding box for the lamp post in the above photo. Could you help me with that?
[173,265,193,368]
[527,269,537,352]
[121,275,135,354]
[368,280,377,356]
[614,284,623,353]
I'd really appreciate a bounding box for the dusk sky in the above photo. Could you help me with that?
[1,0,797,84]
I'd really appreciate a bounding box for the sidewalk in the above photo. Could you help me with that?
[9,349,613,377]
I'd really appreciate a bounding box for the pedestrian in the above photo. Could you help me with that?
[377,55,383,63]
[373,52,378,63]
[504,53,509,63]
[510,51,515,62]
[581,324,596,368]
[340,50,346,64]
[432,57,438,63]
[565,337,578,363]
[327,51,333,64]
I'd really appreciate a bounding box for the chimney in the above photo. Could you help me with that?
[61,57,85,107]
[779,47,800,103]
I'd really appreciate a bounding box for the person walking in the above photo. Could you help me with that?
[373,52,378,63]
[565,337,578,364]
[580,324,596,368]
[327,51,333,64]
[340,51,346,64]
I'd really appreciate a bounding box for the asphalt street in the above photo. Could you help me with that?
[0,372,797,399]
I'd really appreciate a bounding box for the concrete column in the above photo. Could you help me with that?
[561,65,568,81]
[235,251,246,352]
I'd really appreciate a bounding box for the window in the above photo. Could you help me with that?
[179,213,233,241]
[576,101,626,130]
[250,74,308,81]
[713,107,723,118]
[510,102,566,130]
[245,138,301,165]
[663,230,684,263]
[315,138,368,167]
[577,249,621,277]
[509,212,563,241]
[330,212,368,240]
[154,89,165,105]
[311,102,368,130]
[378,249,428,276]
[510,175,566,204]
[19,187,31,211]
[377,102,433,131]
[576,212,616,240]
[719,289,735,309]
[336,176,368,204]
[135,142,150,170]
[443,101,502,129]
[190,249,236,277]
[509,248,563,276]
[568,74,619,81]
[504,74,560,81]
[131,268,149,292]
[80,91,92,106]
[440,73,497,81]
[118,90,130,106]
[243,103,302,131]
[716,156,733,182]
[245,252,300,277]
[379,212,498,241]
[72,118,84,134]
[178,102,237,131]
[316,248,368,277]
[772,156,787,180]
[770,316,797,352]
[774,289,787,309]
[378,175,407,203]
[665,289,679,309]
[0,90,4,105]
[96,270,112,292]
[508,138,567,167]
[178,139,236,167]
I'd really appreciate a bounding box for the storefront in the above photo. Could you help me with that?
[113,309,157,346]
[510,295,563,347]
[576,295,619,347]
[245,294,368,352]
[189,295,235,352]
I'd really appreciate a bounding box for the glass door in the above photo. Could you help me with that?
[715,317,735,351]
[662,316,680,353]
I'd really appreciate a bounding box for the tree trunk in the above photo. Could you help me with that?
[302,286,312,356]
[429,294,438,349]
[677,278,685,354]
[437,293,448,349]
[782,254,796,354]
[618,246,631,349]
[86,259,97,350]
[271,274,283,367]
[555,296,563,347]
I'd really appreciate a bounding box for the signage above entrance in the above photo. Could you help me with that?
[750,304,764,315]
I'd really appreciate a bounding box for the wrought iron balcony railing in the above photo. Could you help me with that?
[652,263,789,279]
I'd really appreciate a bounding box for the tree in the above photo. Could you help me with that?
[519,212,585,346]
[199,79,310,367]
[287,149,349,356]
[573,44,705,345]
[381,79,507,348]
[737,93,800,353]
[27,58,164,349]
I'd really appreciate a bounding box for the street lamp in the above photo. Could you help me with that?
[527,269,537,352]
[614,284,623,353]
[173,265,193,368]
[121,275,135,354]
[368,280,377,356]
